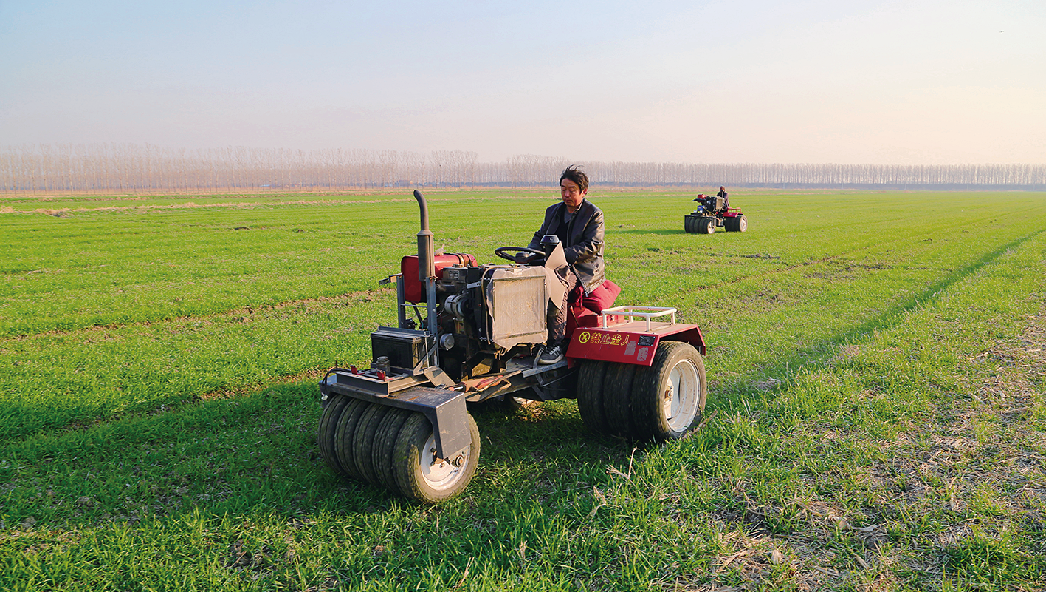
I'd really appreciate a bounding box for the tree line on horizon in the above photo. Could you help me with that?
[2,143,1044,193]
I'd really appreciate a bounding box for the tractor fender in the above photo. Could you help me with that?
[565,323,706,366]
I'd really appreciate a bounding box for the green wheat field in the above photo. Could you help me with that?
[2,189,1044,591]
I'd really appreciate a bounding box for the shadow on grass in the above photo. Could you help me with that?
[0,382,636,529]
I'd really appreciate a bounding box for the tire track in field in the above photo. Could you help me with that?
[720,226,1046,396]
[0,289,395,441]
[690,210,1035,292]
[686,210,925,291]
[689,250,864,290]
[53,365,336,436]
[0,288,395,343]
[689,229,894,291]
[835,226,1044,343]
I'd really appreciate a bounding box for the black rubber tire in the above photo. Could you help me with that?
[576,360,611,434]
[699,217,716,234]
[724,216,738,232]
[371,408,412,491]
[352,403,395,484]
[391,412,481,503]
[736,215,748,232]
[631,341,707,442]
[332,397,371,482]
[601,362,638,438]
[318,394,351,475]
[684,216,697,233]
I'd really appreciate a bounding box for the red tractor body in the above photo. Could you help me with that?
[317,191,710,502]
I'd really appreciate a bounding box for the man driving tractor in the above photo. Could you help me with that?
[517,165,606,364]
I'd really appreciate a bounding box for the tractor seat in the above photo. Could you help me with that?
[578,279,621,314]
[566,279,622,337]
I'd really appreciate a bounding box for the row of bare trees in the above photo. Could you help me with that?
[2,144,1044,193]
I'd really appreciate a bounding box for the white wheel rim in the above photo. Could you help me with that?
[663,359,700,432]
[421,433,470,492]
[739,218,747,231]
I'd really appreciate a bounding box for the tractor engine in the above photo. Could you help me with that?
[695,194,725,214]
[394,255,549,382]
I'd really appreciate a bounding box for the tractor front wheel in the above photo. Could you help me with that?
[318,394,351,476]
[391,412,480,503]
[332,397,371,482]
[699,217,716,234]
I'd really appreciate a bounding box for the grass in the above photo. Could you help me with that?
[1,188,1045,590]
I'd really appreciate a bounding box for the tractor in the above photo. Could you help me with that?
[684,194,747,234]
[317,190,708,503]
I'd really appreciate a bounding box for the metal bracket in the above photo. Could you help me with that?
[423,366,455,388]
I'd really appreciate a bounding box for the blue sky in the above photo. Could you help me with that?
[1,0,1042,164]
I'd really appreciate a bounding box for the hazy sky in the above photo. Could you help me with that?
[1,0,1043,164]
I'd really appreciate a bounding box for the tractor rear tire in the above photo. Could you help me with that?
[736,215,748,232]
[332,397,372,482]
[724,216,738,232]
[318,394,351,476]
[391,411,480,503]
[576,360,611,434]
[698,217,716,234]
[631,341,706,441]
[601,362,638,438]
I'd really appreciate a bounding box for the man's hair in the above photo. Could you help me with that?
[560,165,589,193]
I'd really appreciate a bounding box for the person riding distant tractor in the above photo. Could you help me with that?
[518,165,606,364]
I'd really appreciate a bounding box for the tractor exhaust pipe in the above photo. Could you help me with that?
[413,190,435,281]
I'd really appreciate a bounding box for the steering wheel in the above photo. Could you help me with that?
[495,246,546,263]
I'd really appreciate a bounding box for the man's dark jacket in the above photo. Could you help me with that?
[527,199,606,294]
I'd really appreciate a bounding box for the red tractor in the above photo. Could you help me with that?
[685,194,747,234]
[317,191,709,502]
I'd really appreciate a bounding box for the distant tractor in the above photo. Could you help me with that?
[684,194,747,234]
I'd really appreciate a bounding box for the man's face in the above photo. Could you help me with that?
[560,179,586,212]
